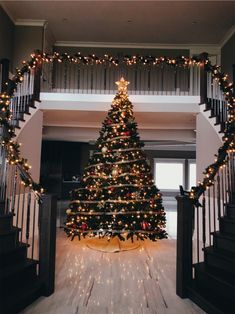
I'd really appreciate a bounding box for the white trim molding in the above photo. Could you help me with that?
[15,19,46,27]
[54,41,220,52]
[220,25,235,48]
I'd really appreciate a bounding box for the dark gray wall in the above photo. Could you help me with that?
[0,6,14,63]
[221,33,235,81]
[13,25,43,69]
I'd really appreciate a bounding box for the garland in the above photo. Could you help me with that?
[39,51,204,67]
[1,50,234,202]
[189,58,235,201]
[0,53,43,199]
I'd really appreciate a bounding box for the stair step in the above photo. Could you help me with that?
[212,231,235,253]
[204,246,235,275]
[226,204,235,218]
[188,280,235,314]
[0,212,13,232]
[0,243,28,268]
[194,262,235,303]
[0,226,20,253]
[0,277,42,314]
[220,216,235,235]
[0,259,38,295]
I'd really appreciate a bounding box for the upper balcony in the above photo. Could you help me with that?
[1,53,227,143]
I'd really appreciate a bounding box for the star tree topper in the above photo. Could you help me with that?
[115,77,130,93]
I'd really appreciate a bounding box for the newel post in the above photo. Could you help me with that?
[39,193,57,296]
[176,195,194,298]
[199,52,209,105]
[33,60,42,101]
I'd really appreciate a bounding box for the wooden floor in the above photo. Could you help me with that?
[22,229,205,314]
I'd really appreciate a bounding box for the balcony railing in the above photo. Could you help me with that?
[41,60,201,96]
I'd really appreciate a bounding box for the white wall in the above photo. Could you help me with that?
[196,112,222,182]
[17,109,43,182]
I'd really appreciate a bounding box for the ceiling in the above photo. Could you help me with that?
[43,110,196,130]
[2,1,235,45]
[42,110,196,145]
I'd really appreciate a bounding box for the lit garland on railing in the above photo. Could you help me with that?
[0,54,43,199]
[39,51,204,67]
[1,50,234,202]
[189,60,235,202]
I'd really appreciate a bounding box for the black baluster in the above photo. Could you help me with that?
[64,59,67,91]
[77,64,80,91]
[104,66,107,91]
[90,65,93,92]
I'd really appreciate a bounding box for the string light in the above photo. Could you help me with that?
[1,50,234,205]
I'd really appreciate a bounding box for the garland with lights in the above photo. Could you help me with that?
[65,77,167,241]
[189,57,235,202]
[1,50,234,204]
[0,54,43,199]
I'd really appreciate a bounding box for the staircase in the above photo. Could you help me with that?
[188,198,235,314]
[177,57,235,314]
[0,59,56,313]
[0,201,42,314]
[11,98,37,132]
[203,98,227,134]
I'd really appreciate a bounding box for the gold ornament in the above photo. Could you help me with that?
[101,146,108,154]
[112,168,118,176]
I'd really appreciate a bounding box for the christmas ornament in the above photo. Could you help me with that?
[112,168,118,176]
[102,146,108,154]
[141,221,151,230]
[66,209,72,215]
[81,222,88,231]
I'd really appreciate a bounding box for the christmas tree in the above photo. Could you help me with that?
[65,78,167,241]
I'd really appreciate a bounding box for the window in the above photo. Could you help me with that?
[189,161,196,188]
[154,159,185,191]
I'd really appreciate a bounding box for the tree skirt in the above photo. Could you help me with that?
[86,237,140,253]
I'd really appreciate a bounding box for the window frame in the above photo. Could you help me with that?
[154,158,186,192]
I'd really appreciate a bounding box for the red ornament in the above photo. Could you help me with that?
[81,222,88,231]
[141,221,151,230]
[107,119,112,125]
[124,131,130,136]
